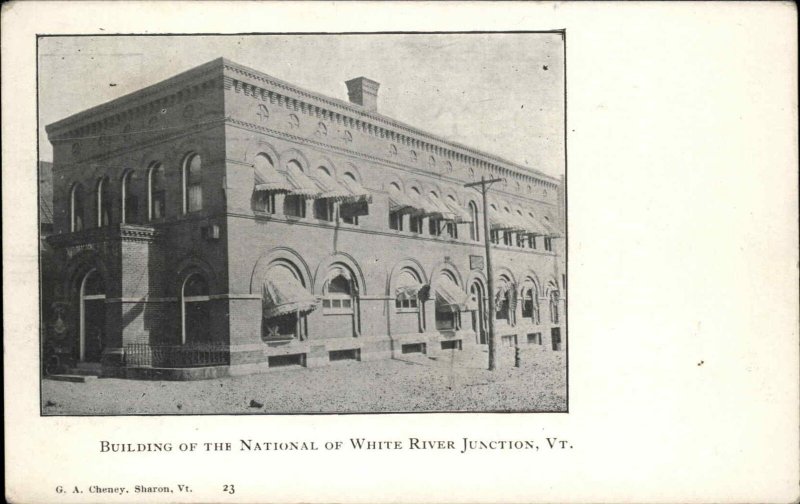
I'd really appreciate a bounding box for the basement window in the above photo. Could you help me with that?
[329,349,361,362]
[401,343,426,354]
[268,353,306,368]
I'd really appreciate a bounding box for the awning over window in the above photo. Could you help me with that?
[284,166,322,198]
[389,191,420,214]
[395,272,422,300]
[465,292,480,311]
[489,208,522,231]
[494,280,516,307]
[313,171,351,201]
[262,268,318,319]
[433,276,470,312]
[426,195,457,221]
[443,198,473,223]
[540,217,562,237]
[340,176,373,204]
[408,190,441,217]
[520,214,550,236]
[254,165,294,193]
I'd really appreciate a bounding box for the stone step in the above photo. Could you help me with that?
[46,374,98,383]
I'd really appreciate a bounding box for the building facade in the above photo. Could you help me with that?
[44,58,566,379]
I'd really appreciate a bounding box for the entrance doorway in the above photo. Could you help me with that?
[79,268,106,362]
[470,282,486,344]
[551,327,562,351]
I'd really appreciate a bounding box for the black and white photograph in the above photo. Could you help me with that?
[38,33,567,415]
[6,3,797,503]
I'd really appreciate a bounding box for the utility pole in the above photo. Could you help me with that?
[465,175,503,370]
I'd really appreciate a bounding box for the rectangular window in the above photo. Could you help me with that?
[410,216,424,234]
[124,196,138,224]
[490,230,499,244]
[530,235,537,249]
[314,199,334,221]
[429,218,441,236]
[284,195,305,218]
[516,234,526,248]
[527,333,542,345]
[446,222,458,239]
[255,193,276,214]
[389,212,403,231]
[544,237,552,251]
[152,191,165,220]
[342,214,358,225]
[522,299,533,318]
[187,184,203,212]
[503,232,513,246]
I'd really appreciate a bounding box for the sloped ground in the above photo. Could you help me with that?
[41,347,566,415]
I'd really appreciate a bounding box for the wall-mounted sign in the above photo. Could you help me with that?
[470,255,485,270]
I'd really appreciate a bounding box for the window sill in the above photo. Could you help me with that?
[395,308,419,314]
[322,309,354,316]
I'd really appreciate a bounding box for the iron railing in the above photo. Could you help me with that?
[124,343,229,368]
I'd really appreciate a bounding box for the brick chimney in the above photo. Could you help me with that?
[345,77,380,112]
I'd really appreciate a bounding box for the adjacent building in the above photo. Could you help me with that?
[44,57,566,378]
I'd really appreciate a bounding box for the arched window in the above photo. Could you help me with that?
[549,287,560,324]
[181,273,210,344]
[253,153,277,213]
[516,210,527,247]
[148,162,166,220]
[434,271,462,331]
[283,160,306,218]
[468,201,479,241]
[261,263,316,341]
[521,280,539,324]
[70,183,85,232]
[322,273,353,313]
[340,172,363,225]
[388,182,405,231]
[313,166,335,221]
[96,177,112,227]
[409,187,424,233]
[495,276,513,322]
[182,153,203,214]
[489,204,500,244]
[121,170,138,224]
[428,191,443,236]
[444,195,459,239]
[502,207,514,246]
[79,268,106,362]
[395,269,421,311]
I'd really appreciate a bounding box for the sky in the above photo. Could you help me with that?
[38,34,564,178]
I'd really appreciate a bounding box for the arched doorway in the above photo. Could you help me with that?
[78,268,105,362]
[182,273,210,344]
[470,281,487,344]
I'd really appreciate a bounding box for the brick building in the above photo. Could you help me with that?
[44,57,565,378]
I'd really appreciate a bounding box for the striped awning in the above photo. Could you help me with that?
[284,166,321,198]
[494,280,516,308]
[340,176,373,204]
[254,165,294,194]
[408,190,441,216]
[262,268,318,319]
[523,214,552,236]
[313,171,352,202]
[433,276,470,312]
[489,208,522,231]
[426,194,457,221]
[389,191,420,214]
[443,198,472,223]
[540,217,562,237]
